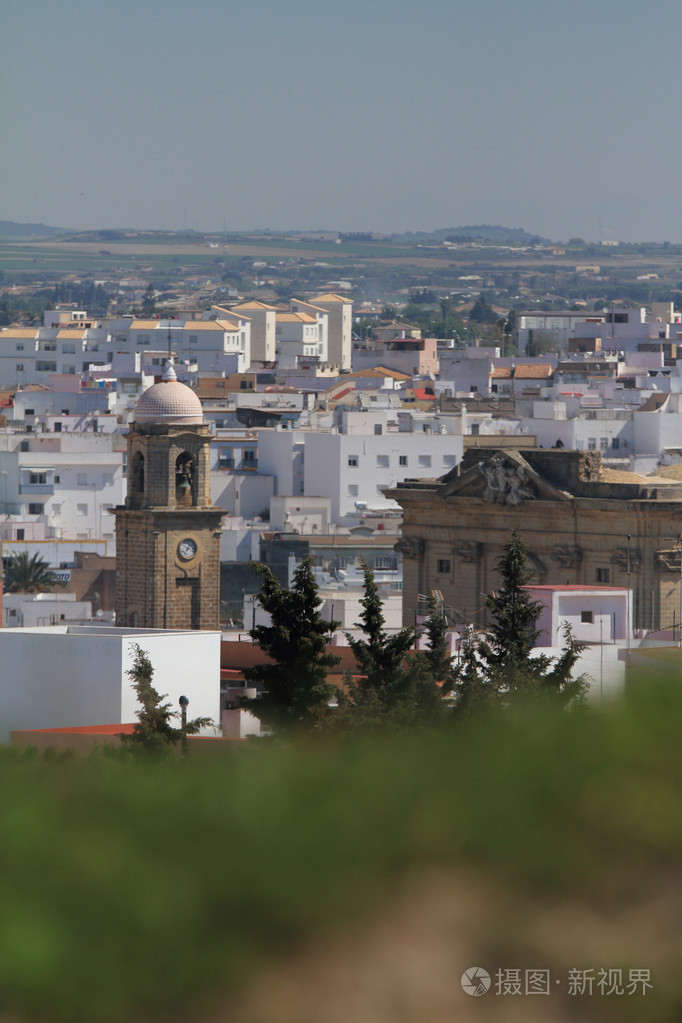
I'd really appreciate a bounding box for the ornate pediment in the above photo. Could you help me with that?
[439,449,570,505]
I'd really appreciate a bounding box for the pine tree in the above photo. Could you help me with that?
[452,530,588,710]
[341,560,423,724]
[242,560,340,735]
[120,645,211,755]
[451,627,496,717]
[477,528,550,694]
[421,591,454,689]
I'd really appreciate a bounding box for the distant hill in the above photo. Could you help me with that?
[0,220,64,239]
[393,225,551,245]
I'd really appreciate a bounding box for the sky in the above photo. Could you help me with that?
[3,0,682,243]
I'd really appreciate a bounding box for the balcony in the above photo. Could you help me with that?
[19,483,54,495]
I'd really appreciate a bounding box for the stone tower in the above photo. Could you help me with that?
[114,362,223,630]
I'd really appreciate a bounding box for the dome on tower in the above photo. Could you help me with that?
[134,361,204,425]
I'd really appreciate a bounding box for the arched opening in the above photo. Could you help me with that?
[131,452,145,504]
[175,452,196,507]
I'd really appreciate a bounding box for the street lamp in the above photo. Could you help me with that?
[179,695,189,757]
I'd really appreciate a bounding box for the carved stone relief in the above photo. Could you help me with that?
[551,545,583,568]
[395,537,426,560]
[451,541,483,563]
[479,456,535,506]
[610,546,642,570]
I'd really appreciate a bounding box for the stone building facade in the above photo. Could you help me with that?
[389,448,682,633]
[114,364,223,630]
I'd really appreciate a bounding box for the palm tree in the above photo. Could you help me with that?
[3,552,66,594]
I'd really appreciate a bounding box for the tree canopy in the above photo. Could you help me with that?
[452,530,588,711]
[242,559,340,735]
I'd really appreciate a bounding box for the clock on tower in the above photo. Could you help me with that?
[114,360,224,630]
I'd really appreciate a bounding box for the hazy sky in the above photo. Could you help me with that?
[3,0,682,242]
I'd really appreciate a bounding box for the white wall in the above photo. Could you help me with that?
[0,626,220,743]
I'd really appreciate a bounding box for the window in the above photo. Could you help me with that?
[103,473,113,486]
[437,559,451,574]
[596,568,610,583]
[581,611,593,624]
[54,475,60,484]
[189,334,198,344]
[54,422,62,432]
[77,473,87,486]
[29,473,46,485]
[218,449,235,469]
[20,441,29,452]
[63,345,75,354]
[418,455,432,467]
[15,344,23,351]
[443,455,456,466]
[36,362,57,372]
[25,409,34,416]
[376,455,389,467]
[16,364,24,372]
[612,438,620,450]
[374,424,382,435]
[347,455,358,467]
[398,455,408,467]
[600,437,609,451]
[587,438,597,450]
[28,503,43,515]
[77,503,88,516]
[347,484,359,496]
[16,528,24,540]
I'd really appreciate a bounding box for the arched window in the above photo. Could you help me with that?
[175,452,196,507]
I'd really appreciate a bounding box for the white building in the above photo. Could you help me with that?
[226,301,276,366]
[526,584,632,647]
[307,293,352,371]
[275,312,327,368]
[0,626,220,743]
[257,414,463,524]
[0,432,125,554]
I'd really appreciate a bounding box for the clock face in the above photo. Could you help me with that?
[178,538,198,561]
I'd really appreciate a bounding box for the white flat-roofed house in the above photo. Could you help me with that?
[0,626,220,743]
[526,584,632,647]
[275,312,327,369]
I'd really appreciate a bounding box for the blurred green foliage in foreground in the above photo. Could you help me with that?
[0,680,681,1021]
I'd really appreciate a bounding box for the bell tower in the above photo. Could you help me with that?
[114,362,223,630]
